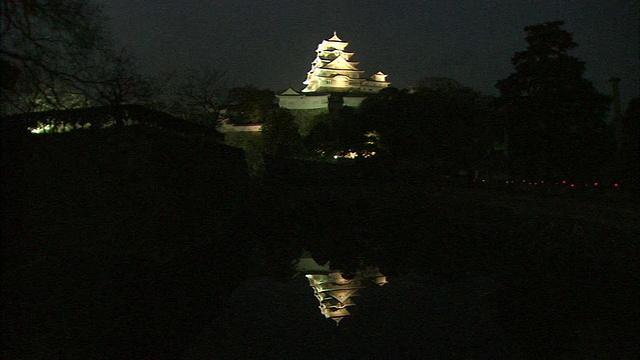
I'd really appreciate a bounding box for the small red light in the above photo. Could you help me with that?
[562,180,567,184]
[505,181,509,184]
[570,184,575,188]
[614,183,619,188]
[593,182,599,187]
[541,180,545,184]
[522,180,526,183]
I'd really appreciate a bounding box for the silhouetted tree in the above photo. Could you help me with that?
[166,67,227,125]
[1,0,105,113]
[621,98,639,195]
[411,78,495,172]
[302,106,375,160]
[496,21,611,179]
[358,87,413,156]
[358,82,494,173]
[332,106,369,152]
[261,108,301,157]
[225,87,277,124]
[416,77,467,92]
[303,115,334,158]
[88,48,153,108]
[1,0,153,116]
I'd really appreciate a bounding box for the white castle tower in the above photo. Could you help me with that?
[302,32,390,93]
[277,32,390,111]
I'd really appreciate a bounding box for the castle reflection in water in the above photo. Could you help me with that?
[295,252,387,325]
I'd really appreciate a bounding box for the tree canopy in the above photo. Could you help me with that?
[496,21,611,179]
[357,81,495,173]
[261,108,301,157]
[1,0,151,114]
[225,87,277,125]
[152,67,227,126]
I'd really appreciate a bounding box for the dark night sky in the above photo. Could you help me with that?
[100,0,638,107]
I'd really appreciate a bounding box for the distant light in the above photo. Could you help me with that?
[562,180,567,184]
[570,184,575,188]
[614,183,620,188]
[29,122,55,133]
[522,180,526,183]
[593,182,599,187]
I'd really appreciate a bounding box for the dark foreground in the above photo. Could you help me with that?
[2,127,638,358]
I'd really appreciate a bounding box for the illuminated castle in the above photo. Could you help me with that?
[295,251,388,326]
[277,32,390,110]
[302,32,389,93]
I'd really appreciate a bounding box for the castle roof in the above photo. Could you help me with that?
[327,31,345,42]
[279,88,300,96]
[295,32,390,94]
[322,55,359,70]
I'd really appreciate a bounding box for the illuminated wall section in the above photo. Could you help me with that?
[275,88,329,110]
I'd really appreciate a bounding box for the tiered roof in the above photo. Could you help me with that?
[301,32,390,94]
[302,32,366,92]
[300,254,388,325]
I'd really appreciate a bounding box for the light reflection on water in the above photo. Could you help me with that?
[295,251,387,325]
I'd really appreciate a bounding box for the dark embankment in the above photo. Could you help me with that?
[2,124,251,358]
[2,127,638,357]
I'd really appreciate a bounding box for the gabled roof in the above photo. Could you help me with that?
[327,31,344,42]
[328,289,361,303]
[279,88,300,96]
[323,55,359,70]
[320,32,348,51]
